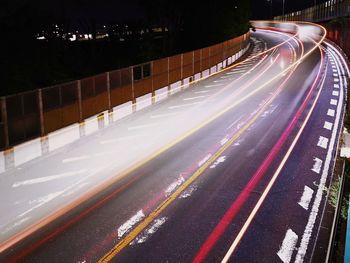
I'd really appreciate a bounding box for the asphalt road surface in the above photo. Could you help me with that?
[0,22,348,263]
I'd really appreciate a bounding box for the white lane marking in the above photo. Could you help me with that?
[327,109,335,117]
[220,75,233,79]
[334,84,339,89]
[62,156,89,163]
[18,191,64,218]
[205,84,223,88]
[330,99,338,106]
[198,154,212,167]
[333,73,338,77]
[213,79,229,83]
[165,176,185,196]
[118,210,145,238]
[311,157,323,174]
[168,102,201,110]
[210,156,226,169]
[195,90,212,94]
[128,123,157,131]
[334,78,339,82]
[1,217,31,234]
[100,134,145,144]
[295,43,346,262]
[220,137,229,146]
[150,112,179,119]
[226,71,245,75]
[298,186,314,210]
[277,229,299,263]
[332,90,339,97]
[323,121,333,131]
[332,69,337,72]
[131,217,168,244]
[179,185,198,199]
[226,116,244,130]
[183,96,207,101]
[12,170,87,187]
[317,136,329,149]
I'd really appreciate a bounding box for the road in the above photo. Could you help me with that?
[0,22,348,262]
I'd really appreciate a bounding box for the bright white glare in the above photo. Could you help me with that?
[69,34,77,41]
[297,25,320,42]
[280,59,285,69]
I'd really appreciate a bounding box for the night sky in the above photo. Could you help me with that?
[251,0,329,19]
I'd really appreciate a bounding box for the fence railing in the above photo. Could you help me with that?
[274,0,350,22]
[0,32,250,151]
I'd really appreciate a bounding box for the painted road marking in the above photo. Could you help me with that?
[295,43,346,263]
[330,99,338,106]
[220,137,229,146]
[195,90,212,94]
[332,69,337,72]
[198,154,212,167]
[333,73,338,77]
[12,170,87,188]
[165,176,185,196]
[277,229,298,263]
[327,109,335,117]
[220,75,233,79]
[204,84,223,88]
[168,102,201,110]
[210,156,226,169]
[62,156,89,163]
[214,79,229,83]
[334,78,339,82]
[323,121,333,131]
[332,90,339,97]
[311,157,323,174]
[183,96,207,101]
[298,186,314,210]
[128,123,157,131]
[131,217,168,245]
[317,136,329,149]
[118,210,145,238]
[150,112,179,119]
[334,84,340,89]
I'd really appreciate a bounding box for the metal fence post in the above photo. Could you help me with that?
[167,57,171,95]
[37,89,45,136]
[106,72,113,124]
[131,66,136,112]
[1,97,9,149]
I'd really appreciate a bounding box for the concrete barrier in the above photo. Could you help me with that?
[13,138,42,167]
[48,124,80,152]
[136,93,152,111]
[155,87,168,103]
[113,101,133,122]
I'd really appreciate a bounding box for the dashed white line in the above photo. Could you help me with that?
[198,154,212,167]
[277,229,298,263]
[298,186,314,210]
[332,90,339,97]
[128,123,157,131]
[150,112,179,119]
[330,99,338,105]
[195,90,212,94]
[183,96,207,101]
[62,155,89,163]
[118,210,145,238]
[323,121,333,130]
[317,136,329,149]
[204,84,223,88]
[333,73,338,77]
[311,157,323,174]
[168,102,201,109]
[334,78,339,82]
[327,109,335,117]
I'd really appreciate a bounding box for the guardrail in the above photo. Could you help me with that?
[274,0,350,22]
[0,32,251,171]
